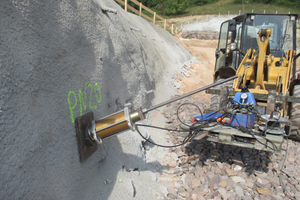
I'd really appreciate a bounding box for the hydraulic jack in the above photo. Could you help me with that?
[76,75,238,162]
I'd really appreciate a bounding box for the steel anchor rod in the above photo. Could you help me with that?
[143,75,239,114]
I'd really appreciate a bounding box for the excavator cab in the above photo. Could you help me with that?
[214,14,299,82]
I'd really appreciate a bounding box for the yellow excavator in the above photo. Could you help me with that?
[207,13,300,138]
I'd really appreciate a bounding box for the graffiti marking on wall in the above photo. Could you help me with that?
[68,82,101,123]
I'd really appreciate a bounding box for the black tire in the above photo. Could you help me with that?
[290,85,300,137]
[210,78,234,111]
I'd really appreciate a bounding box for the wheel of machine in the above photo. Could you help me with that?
[290,84,300,138]
[210,78,234,111]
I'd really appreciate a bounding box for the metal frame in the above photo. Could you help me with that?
[206,88,300,103]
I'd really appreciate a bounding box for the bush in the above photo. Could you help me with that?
[164,0,188,15]
[276,0,300,9]
[233,0,300,9]
[191,0,219,6]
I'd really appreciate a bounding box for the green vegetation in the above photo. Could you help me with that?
[123,0,300,21]
[234,0,300,9]
[185,1,300,17]
[139,0,300,17]
[131,0,218,15]
[164,0,188,15]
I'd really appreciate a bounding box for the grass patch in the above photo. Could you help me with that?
[186,1,300,15]
[151,0,300,18]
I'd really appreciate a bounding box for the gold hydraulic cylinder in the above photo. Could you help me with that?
[94,107,144,140]
[76,75,238,162]
[87,75,238,143]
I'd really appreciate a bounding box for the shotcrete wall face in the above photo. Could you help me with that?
[0,0,191,199]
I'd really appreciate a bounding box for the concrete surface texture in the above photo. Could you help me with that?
[0,0,192,199]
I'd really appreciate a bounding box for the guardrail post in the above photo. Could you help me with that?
[139,3,142,16]
[113,0,179,36]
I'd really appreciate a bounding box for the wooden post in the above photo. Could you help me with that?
[276,10,277,14]
[264,10,265,14]
[171,24,174,34]
[164,19,166,30]
[139,3,142,16]
[252,9,253,13]
[289,11,290,14]
[239,10,241,15]
[228,11,230,16]
[153,12,156,24]
[125,0,127,12]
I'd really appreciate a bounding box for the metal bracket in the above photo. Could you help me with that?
[267,90,276,114]
[88,120,102,144]
[219,86,229,109]
[124,107,135,131]
[206,88,300,103]
[75,112,98,162]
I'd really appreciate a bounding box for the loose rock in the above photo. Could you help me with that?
[257,188,272,195]
[155,95,300,199]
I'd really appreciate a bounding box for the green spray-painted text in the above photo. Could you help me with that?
[68,82,101,123]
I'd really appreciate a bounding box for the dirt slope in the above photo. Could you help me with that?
[175,38,218,100]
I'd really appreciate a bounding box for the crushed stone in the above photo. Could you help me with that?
[145,95,300,199]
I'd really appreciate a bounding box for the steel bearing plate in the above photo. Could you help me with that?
[75,112,97,162]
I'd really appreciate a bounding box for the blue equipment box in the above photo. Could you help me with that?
[193,112,223,122]
[233,92,256,106]
[230,113,255,128]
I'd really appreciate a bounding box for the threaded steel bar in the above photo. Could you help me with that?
[143,75,238,114]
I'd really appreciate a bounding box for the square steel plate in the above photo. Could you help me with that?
[75,112,97,162]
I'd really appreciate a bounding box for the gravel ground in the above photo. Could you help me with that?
[152,96,300,200]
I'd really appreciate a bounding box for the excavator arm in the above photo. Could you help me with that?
[234,28,296,97]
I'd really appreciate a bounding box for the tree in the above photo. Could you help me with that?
[164,0,188,15]
[192,0,218,6]
[276,0,300,9]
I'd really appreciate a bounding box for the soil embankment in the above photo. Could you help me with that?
[175,38,217,100]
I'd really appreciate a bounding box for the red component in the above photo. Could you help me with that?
[191,118,195,123]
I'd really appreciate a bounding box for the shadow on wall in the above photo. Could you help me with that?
[0,0,156,199]
[82,138,171,199]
